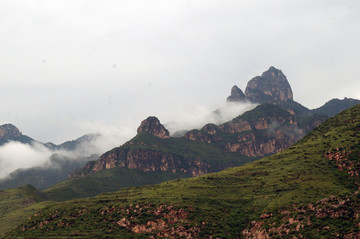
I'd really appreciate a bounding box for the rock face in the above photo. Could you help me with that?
[226,66,293,104]
[70,117,213,178]
[0,124,22,141]
[137,117,170,139]
[245,66,293,104]
[71,147,210,179]
[185,104,303,156]
[227,85,246,102]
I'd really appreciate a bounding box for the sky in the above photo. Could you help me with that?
[1,0,360,144]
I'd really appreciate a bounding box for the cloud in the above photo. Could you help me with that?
[0,141,51,179]
[162,101,257,135]
[0,122,137,179]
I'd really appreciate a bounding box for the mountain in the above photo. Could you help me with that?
[245,66,293,104]
[6,103,360,238]
[69,116,257,179]
[228,66,359,118]
[0,132,102,190]
[66,67,358,187]
[0,124,36,145]
[185,104,304,156]
[312,97,360,117]
[227,85,246,102]
[0,154,98,191]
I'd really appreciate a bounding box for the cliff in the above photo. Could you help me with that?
[137,116,170,139]
[226,66,293,104]
[69,117,253,179]
[185,104,304,156]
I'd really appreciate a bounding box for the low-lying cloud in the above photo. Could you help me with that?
[0,101,256,179]
[0,124,136,180]
[163,101,257,135]
[0,141,52,179]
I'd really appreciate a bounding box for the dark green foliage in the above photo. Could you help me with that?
[44,167,190,201]
[6,105,360,238]
[235,104,293,123]
[4,104,360,238]
[0,154,99,191]
[312,98,360,117]
[0,185,50,236]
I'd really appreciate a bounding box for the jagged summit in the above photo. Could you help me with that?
[137,116,170,139]
[0,123,22,141]
[226,85,246,102]
[227,66,293,104]
[245,66,293,104]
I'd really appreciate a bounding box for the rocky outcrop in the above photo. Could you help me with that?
[71,147,210,179]
[137,117,170,139]
[69,116,212,178]
[0,124,22,141]
[227,85,246,102]
[226,67,293,105]
[185,104,303,156]
[245,66,293,104]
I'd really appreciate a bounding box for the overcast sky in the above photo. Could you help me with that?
[1,0,360,144]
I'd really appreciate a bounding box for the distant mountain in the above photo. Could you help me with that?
[227,66,359,119]
[7,103,360,238]
[67,67,359,187]
[312,97,360,117]
[185,104,304,156]
[227,66,293,104]
[0,124,36,145]
[69,116,257,179]
[0,154,98,191]
[0,129,102,190]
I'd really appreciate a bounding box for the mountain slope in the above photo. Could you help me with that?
[312,97,360,117]
[0,154,98,191]
[0,185,50,237]
[0,133,103,190]
[7,104,360,238]
[71,117,258,179]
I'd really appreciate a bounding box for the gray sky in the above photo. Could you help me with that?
[1,0,360,144]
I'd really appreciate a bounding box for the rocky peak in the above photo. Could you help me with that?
[0,123,22,140]
[245,66,293,104]
[137,116,170,139]
[227,85,246,102]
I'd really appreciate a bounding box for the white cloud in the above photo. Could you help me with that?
[161,102,257,134]
[0,141,51,179]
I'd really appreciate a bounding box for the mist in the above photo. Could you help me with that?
[0,124,137,180]
[0,141,51,179]
[0,100,258,179]
[163,101,257,135]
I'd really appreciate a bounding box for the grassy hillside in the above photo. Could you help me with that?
[6,104,360,238]
[49,134,258,201]
[44,167,190,201]
[0,185,50,236]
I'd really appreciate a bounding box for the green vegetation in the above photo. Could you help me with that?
[236,103,293,123]
[0,185,50,236]
[5,104,360,238]
[44,167,190,201]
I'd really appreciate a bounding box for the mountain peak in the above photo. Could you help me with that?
[0,123,22,140]
[245,66,293,104]
[226,85,246,102]
[137,116,170,139]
